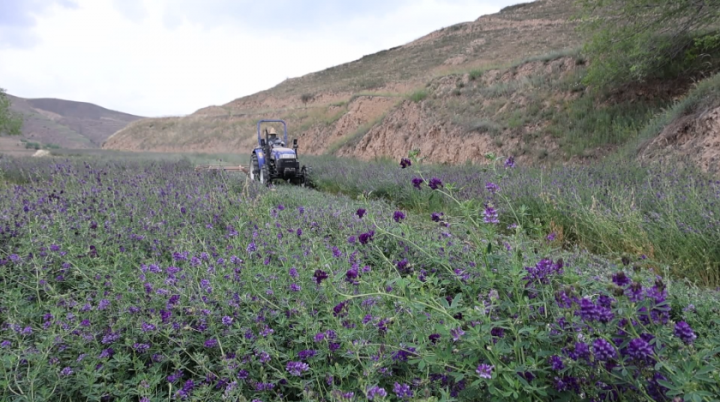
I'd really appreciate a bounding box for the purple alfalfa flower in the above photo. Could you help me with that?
[60,366,73,376]
[431,212,443,222]
[392,347,416,361]
[290,283,301,292]
[367,385,387,400]
[246,242,257,253]
[141,322,156,332]
[491,327,505,338]
[358,230,375,245]
[260,326,274,337]
[626,337,654,362]
[332,246,342,258]
[454,268,470,281]
[222,316,233,326]
[674,321,697,344]
[101,332,120,344]
[393,210,406,223]
[140,397,150,402]
[286,361,310,376]
[647,372,670,401]
[21,326,33,335]
[504,155,515,168]
[549,355,564,371]
[627,282,644,302]
[289,267,299,278]
[256,350,271,364]
[579,298,600,322]
[204,338,218,348]
[133,343,151,352]
[175,379,195,399]
[483,205,499,224]
[356,208,366,219]
[346,266,359,282]
[400,158,412,168]
[428,333,440,344]
[593,338,617,361]
[377,318,390,334]
[554,376,580,393]
[298,349,317,360]
[568,342,590,361]
[255,382,275,391]
[362,314,373,325]
[99,348,115,359]
[393,382,413,399]
[428,177,443,190]
[313,332,326,342]
[476,363,494,379]
[485,182,499,194]
[396,259,409,273]
[0,340,11,348]
[333,301,349,317]
[612,272,630,287]
[412,177,423,189]
[328,342,341,352]
[167,370,184,384]
[313,270,329,285]
[450,327,465,341]
[546,232,556,242]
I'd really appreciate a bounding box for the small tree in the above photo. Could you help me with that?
[577,0,720,88]
[0,88,22,136]
[300,93,314,109]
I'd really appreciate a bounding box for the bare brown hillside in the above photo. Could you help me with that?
[104,0,587,161]
[7,95,143,150]
[101,0,720,169]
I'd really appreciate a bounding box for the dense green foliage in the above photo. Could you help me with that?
[0,88,22,136]
[306,155,720,287]
[576,0,720,88]
[1,156,719,401]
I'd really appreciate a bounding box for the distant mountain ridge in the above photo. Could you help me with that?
[7,95,143,150]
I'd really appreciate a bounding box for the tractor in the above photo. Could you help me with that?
[250,119,309,186]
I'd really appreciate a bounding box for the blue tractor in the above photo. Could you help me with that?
[250,119,309,186]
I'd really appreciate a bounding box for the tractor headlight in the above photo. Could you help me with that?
[279,154,296,160]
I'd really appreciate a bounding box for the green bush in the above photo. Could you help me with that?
[408,89,429,103]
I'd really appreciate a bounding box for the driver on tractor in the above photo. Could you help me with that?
[265,128,285,147]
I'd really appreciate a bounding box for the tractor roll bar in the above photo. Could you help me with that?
[257,119,288,145]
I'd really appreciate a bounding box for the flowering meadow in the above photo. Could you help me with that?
[0,156,719,401]
[307,155,720,287]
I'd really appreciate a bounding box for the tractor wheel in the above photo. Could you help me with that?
[250,154,259,181]
[260,163,270,186]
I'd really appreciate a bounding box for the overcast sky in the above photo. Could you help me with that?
[0,0,521,117]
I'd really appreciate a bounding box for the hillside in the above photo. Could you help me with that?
[103,0,720,170]
[6,94,143,152]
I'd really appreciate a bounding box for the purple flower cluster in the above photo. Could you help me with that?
[286,361,310,376]
[367,385,387,400]
[674,321,696,344]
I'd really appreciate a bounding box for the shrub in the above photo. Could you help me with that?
[469,69,483,81]
[408,89,429,103]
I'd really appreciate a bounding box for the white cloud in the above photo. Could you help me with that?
[0,0,521,116]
